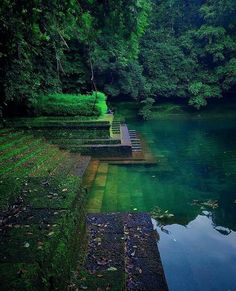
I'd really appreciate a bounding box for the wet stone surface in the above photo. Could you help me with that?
[85,212,168,291]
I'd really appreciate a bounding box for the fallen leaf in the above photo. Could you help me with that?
[107,267,117,271]
[131,251,135,257]
[94,237,102,242]
[97,260,108,266]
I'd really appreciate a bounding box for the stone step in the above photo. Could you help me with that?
[80,213,168,291]
[124,213,168,291]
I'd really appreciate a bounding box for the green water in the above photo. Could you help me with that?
[87,103,236,291]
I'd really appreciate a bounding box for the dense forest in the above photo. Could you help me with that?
[0,0,236,116]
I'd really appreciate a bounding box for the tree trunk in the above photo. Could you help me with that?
[89,54,98,113]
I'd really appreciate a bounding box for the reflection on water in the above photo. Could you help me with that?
[87,103,236,290]
[153,213,236,291]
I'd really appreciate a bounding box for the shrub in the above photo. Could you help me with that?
[34,92,107,116]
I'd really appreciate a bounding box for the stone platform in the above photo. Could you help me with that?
[82,213,168,290]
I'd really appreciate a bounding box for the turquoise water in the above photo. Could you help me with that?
[88,103,236,290]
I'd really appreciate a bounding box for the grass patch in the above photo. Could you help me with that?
[34,92,108,117]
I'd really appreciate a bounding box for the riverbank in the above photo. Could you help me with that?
[0,116,167,290]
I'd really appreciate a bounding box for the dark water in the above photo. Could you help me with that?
[87,103,236,291]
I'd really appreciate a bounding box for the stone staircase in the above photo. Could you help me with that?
[0,128,88,289]
[111,120,121,136]
[129,129,142,152]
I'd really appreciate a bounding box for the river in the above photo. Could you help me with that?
[87,102,236,291]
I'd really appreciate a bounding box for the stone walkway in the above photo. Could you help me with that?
[83,213,168,290]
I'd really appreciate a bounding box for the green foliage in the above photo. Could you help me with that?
[35,92,107,116]
[188,82,222,109]
[0,0,152,114]
[139,97,155,120]
[139,0,236,109]
[0,0,236,114]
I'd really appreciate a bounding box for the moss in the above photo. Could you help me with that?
[34,92,107,117]
[72,269,125,291]
[36,128,110,139]
[0,263,40,290]
[0,130,88,290]
[0,135,34,152]
[30,152,67,177]
[0,139,45,165]
[0,176,25,210]
[67,144,132,157]
[52,138,120,145]
[0,131,23,144]
[0,144,51,176]
[40,201,87,289]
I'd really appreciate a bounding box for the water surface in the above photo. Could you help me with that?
[87,103,236,291]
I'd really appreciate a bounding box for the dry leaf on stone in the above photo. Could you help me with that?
[107,267,117,271]
[24,242,30,248]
